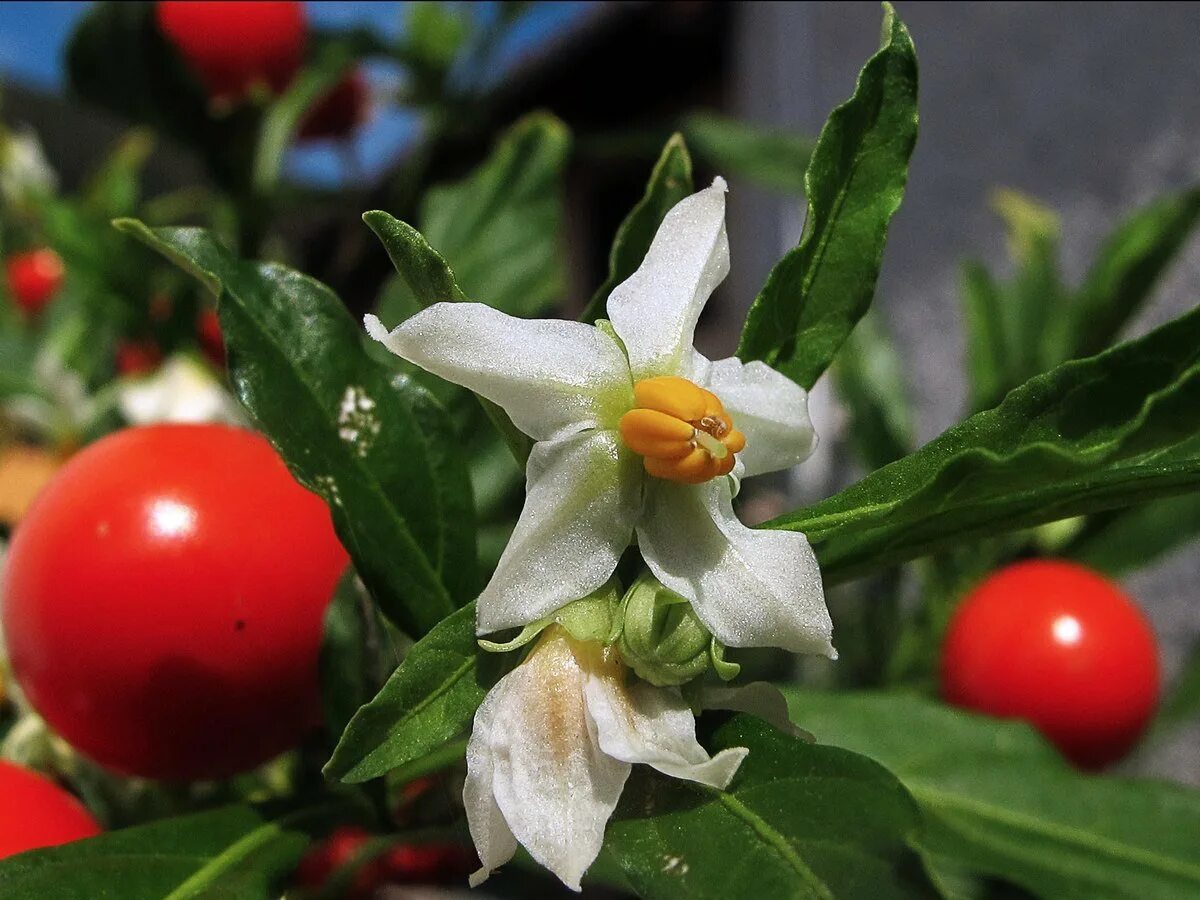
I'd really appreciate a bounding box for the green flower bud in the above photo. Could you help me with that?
[478,580,622,654]
[617,575,711,686]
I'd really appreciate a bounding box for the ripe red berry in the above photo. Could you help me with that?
[0,761,101,859]
[5,248,64,316]
[299,69,370,141]
[156,1,307,103]
[383,842,477,884]
[197,308,225,368]
[115,340,163,376]
[295,827,384,899]
[2,424,348,779]
[941,559,1160,769]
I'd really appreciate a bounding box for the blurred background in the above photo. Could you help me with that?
[2,0,1198,787]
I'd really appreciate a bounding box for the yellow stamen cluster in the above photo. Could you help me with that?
[618,376,745,484]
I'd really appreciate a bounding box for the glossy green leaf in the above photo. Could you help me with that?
[116,221,476,636]
[832,311,914,470]
[786,689,1200,900]
[0,805,313,899]
[1070,186,1200,358]
[604,715,935,900]
[769,303,1200,583]
[580,133,695,323]
[325,602,493,784]
[681,113,812,194]
[737,3,918,390]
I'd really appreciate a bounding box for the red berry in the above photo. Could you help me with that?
[384,842,477,884]
[115,340,163,376]
[299,69,370,141]
[0,761,101,859]
[2,424,348,779]
[197,308,225,368]
[156,1,306,103]
[295,827,386,899]
[941,560,1160,769]
[5,248,64,316]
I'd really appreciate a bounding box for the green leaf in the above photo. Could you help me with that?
[785,689,1200,900]
[580,133,695,323]
[736,3,918,390]
[325,601,494,784]
[405,1,472,72]
[960,262,1008,412]
[681,112,812,194]
[990,188,1065,381]
[0,805,315,899]
[604,715,935,900]
[1070,186,1200,358]
[832,311,914,470]
[417,112,570,320]
[116,221,477,636]
[253,39,360,194]
[82,128,155,219]
[319,570,395,742]
[1151,639,1200,737]
[1064,491,1200,576]
[769,303,1200,583]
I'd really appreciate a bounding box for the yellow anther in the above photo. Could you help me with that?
[619,376,746,484]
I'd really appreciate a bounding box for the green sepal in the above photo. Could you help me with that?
[709,639,741,682]
[477,580,622,654]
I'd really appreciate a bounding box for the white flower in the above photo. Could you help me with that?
[118,355,244,426]
[367,179,832,656]
[465,626,747,891]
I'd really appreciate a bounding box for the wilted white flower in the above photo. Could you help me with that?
[465,625,747,891]
[367,179,832,656]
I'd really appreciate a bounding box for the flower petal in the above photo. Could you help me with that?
[487,631,631,891]
[607,179,730,381]
[585,672,746,789]
[701,681,812,741]
[464,674,519,887]
[701,355,817,478]
[366,303,631,441]
[477,429,641,635]
[637,478,834,656]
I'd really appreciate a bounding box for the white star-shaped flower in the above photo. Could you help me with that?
[464,625,747,891]
[367,179,832,656]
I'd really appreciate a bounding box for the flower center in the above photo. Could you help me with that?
[618,376,746,484]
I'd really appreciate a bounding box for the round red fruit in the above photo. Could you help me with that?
[299,69,370,140]
[197,308,225,368]
[941,559,1159,769]
[295,827,383,899]
[115,340,163,376]
[5,248,64,316]
[0,761,101,859]
[2,424,348,780]
[157,1,306,102]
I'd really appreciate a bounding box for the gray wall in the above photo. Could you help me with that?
[729,1,1200,783]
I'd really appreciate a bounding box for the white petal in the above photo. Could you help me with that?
[701,682,811,740]
[637,478,834,656]
[487,631,630,891]
[118,356,242,426]
[464,674,519,887]
[606,179,730,380]
[366,304,631,441]
[585,672,746,789]
[703,355,817,478]
[477,429,642,635]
